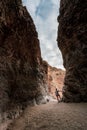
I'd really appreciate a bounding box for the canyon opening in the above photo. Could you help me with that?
[23,0,64,70]
[22,0,65,100]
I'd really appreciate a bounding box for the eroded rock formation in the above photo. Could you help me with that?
[58,0,87,102]
[48,65,65,99]
[0,0,48,117]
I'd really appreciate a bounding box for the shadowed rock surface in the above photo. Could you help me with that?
[0,0,48,118]
[58,0,87,102]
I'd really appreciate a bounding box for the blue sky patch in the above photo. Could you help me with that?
[22,0,64,69]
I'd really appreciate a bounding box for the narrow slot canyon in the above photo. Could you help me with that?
[0,0,87,130]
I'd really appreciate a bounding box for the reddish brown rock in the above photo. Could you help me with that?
[48,65,65,99]
[58,0,87,102]
[0,0,47,115]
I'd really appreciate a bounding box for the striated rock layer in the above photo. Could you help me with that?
[48,65,65,99]
[0,0,48,115]
[58,0,87,102]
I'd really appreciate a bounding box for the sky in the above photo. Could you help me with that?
[22,0,64,70]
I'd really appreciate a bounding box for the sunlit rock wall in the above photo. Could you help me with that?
[58,0,87,102]
[48,65,65,99]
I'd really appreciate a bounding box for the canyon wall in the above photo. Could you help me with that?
[48,65,65,99]
[58,0,87,102]
[0,0,47,115]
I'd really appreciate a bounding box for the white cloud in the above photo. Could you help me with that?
[22,0,64,70]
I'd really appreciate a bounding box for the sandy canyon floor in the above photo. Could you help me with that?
[4,101,87,130]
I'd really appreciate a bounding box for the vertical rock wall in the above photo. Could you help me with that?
[48,65,65,98]
[0,0,47,113]
[58,0,87,102]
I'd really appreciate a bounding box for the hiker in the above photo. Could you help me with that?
[55,88,61,102]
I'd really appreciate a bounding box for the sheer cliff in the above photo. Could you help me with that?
[58,0,87,102]
[0,0,48,115]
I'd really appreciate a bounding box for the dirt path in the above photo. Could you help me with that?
[8,102,87,130]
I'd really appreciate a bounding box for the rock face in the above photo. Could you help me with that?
[58,0,87,102]
[0,0,47,114]
[48,65,65,99]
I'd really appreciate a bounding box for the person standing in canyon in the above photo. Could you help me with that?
[55,88,61,102]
